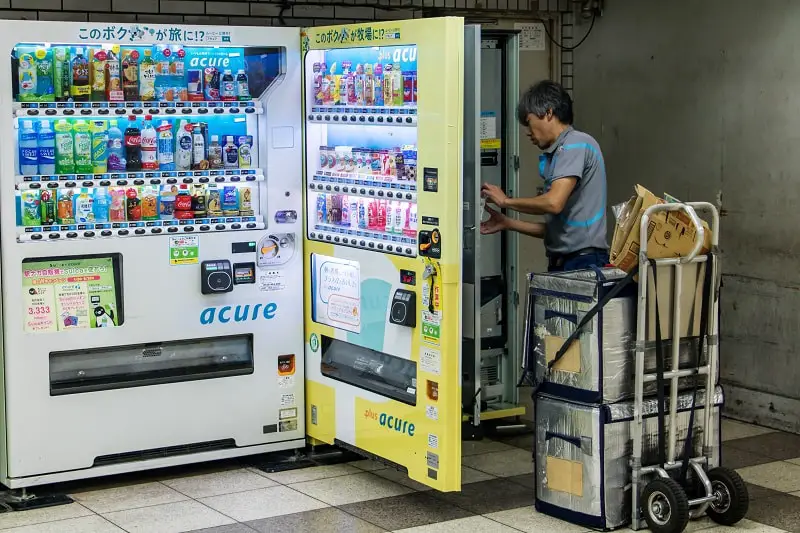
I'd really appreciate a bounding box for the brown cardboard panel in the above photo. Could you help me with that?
[545,335,582,373]
[646,262,706,341]
[546,455,584,497]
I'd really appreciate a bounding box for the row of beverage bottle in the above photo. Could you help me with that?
[319,144,417,181]
[312,61,416,107]
[18,117,252,175]
[17,45,251,103]
[19,183,254,226]
[316,193,417,237]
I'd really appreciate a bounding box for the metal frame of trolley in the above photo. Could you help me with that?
[630,202,748,533]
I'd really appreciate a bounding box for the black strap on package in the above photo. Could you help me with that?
[649,259,669,469]
[530,266,639,398]
[679,253,714,483]
[649,254,714,481]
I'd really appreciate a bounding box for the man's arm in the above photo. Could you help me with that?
[503,178,577,216]
[505,218,545,238]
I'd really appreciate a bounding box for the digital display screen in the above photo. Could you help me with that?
[22,254,124,333]
[232,241,257,254]
[400,269,416,286]
[233,262,256,285]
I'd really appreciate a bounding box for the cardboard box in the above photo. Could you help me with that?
[610,184,712,273]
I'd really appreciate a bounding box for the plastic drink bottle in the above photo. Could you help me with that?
[37,121,56,175]
[157,120,175,171]
[71,48,90,102]
[384,201,393,233]
[104,48,123,102]
[73,188,95,223]
[124,115,142,171]
[93,187,109,222]
[107,120,126,171]
[236,69,250,100]
[191,126,205,170]
[53,47,71,102]
[73,120,93,174]
[208,135,223,169]
[176,120,192,171]
[91,120,109,173]
[223,136,238,169]
[393,201,403,234]
[19,120,39,175]
[140,115,158,170]
[40,190,56,224]
[139,49,156,102]
[20,190,41,226]
[18,53,37,101]
[221,70,236,101]
[54,119,75,175]
[90,49,107,102]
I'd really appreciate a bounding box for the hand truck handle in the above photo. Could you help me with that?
[640,203,705,263]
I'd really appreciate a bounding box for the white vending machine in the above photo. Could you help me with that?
[0,21,305,488]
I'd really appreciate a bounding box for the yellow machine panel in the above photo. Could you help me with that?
[301,18,465,491]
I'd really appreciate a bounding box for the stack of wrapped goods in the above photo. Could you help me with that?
[525,185,724,531]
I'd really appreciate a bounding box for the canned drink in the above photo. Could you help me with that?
[203,67,220,101]
[187,70,203,101]
[403,71,414,104]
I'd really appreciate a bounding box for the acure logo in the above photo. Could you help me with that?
[200,303,278,325]
[363,408,416,437]
[188,57,231,68]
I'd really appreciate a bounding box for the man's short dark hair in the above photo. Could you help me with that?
[517,80,574,126]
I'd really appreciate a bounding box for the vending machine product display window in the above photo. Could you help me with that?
[304,45,419,257]
[11,43,288,240]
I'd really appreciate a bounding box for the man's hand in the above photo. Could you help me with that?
[480,206,509,235]
[481,183,508,208]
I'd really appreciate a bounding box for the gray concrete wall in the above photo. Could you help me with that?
[572,0,800,432]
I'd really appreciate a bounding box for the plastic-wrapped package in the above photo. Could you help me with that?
[534,387,722,531]
[524,268,709,403]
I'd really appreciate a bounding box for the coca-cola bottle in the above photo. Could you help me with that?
[124,115,142,171]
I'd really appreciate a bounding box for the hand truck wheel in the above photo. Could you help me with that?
[705,467,749,526]
[640,477,690,533]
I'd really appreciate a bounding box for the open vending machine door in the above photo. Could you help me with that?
[302,18,466,491]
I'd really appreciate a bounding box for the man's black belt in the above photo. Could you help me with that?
[548,247,608,268]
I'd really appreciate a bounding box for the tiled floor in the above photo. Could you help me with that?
[1,418,798,532]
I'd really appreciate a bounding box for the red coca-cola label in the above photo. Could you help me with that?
[125,135,141,147]
[175,195,192,211]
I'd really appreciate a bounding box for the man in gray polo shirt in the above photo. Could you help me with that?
[481,80,608,272]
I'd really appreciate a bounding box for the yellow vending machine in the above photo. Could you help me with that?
[302,19,467,492]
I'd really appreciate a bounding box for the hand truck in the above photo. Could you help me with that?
[630,202,748,533]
